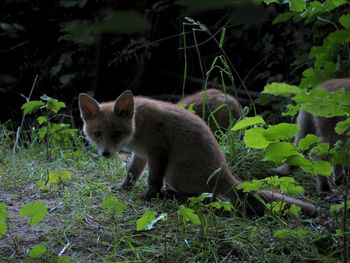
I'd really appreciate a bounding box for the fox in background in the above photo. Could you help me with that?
[178,89,241,133]
[78,90,315,216]
[276,79,350,193]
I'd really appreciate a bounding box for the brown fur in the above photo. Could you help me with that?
[79,91,315,216]
[276,79,350,193]
[178,89,241,132]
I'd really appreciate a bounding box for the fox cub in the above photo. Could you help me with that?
[79,91,315,216]
[276,79,350,193]
[178,89,241,132]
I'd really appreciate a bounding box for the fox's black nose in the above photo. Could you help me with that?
[102,151,110,157]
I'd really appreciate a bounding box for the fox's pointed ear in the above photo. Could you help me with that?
[78,93,100,120]
[113,90,134,119]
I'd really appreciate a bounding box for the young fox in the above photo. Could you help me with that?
[178,89,241,132]
[79,91,315,216]
[276,78,350,193]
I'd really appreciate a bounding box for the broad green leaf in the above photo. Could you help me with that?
[188,193,213,206]
[244,127,271,149]
[264,0,280,4]
[289,0,306,12]
[37,116,48,125]
[0,203,8,238]
[266,200,286,214]
[312,160,332,176]
[286,155,313,173]
[272,12,293,25]
[47,98,66,113]
[339,13,350,29]
[38,126,48,139]
[21,101,45,115]
[264,142,299,164]
[273,229,290,238]
[288,204,301,217]
[102,196,127,216]
[273,228,307,239]
[48,172,59,185]
[60,170,72,181]
[311,143,329,156]
[178,205,201,225]
[335,117,350,135]
[136,210,157,231]
[57,256,73,263]
[29,244,47,258]
[282,104,299,117]
[263,123,300,141]
[19,201,48,226]
[144,213,168,230]
[231,116,265,131]
[298,134,320,151]
[208,201,234,212]
[263,82,301,96]
[237,179,264,192]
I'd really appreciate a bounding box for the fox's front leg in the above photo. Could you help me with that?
[143,153,168,200]
[119,154,147,190]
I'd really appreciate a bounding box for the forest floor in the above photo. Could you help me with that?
[0,131,348,262]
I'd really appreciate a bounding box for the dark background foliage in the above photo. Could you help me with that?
[0,0,340,125]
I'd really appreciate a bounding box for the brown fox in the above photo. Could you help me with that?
[79,91,315,216]
[178,89,241,132]
[276,78,350,193]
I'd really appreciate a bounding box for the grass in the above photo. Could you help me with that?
[0,123,347,262]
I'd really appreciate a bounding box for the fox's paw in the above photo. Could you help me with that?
[142,187,162,200]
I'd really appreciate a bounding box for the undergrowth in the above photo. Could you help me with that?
[0,121,344,262]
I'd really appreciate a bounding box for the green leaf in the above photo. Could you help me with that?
[136,210,157,231]
[335,117,350,135]
[264,142,299,164]
[143,213,168,230]
[282,104,299,117]
[60,170,72,181]
[102,196,127,216]
[29,244,47,258]
[339,13,350,29]
[312,160,332,176]
[286,155,313,173]
[208,201,234,212]
[263,123,300,141]
[219,27,226,48]
[263,82,301,96]
[237,179,264,192]
[288,204,301,217]
[298,134,320,151]
[0,203,8,238]
[244,127,271,149]
[19,201,48,226]
[57,255,73,263]
[178,205,201,225]
[37,116,48,125]
[48,171,59,185]
[231,116,265,131]
[289,0,306,12]
[21,101,45,115]
[273,228,307,239]
[46,98,66,113]
[311,143,329,156]
[188,193,213,206]
[272,12,293,24]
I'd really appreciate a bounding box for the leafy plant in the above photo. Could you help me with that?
[21,95,78,155]
[29,244,47,259]
[19,201,48,226]
[0,202,8,238]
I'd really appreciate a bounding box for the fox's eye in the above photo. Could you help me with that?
[113,130,122,138]
[94,131,102,138]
